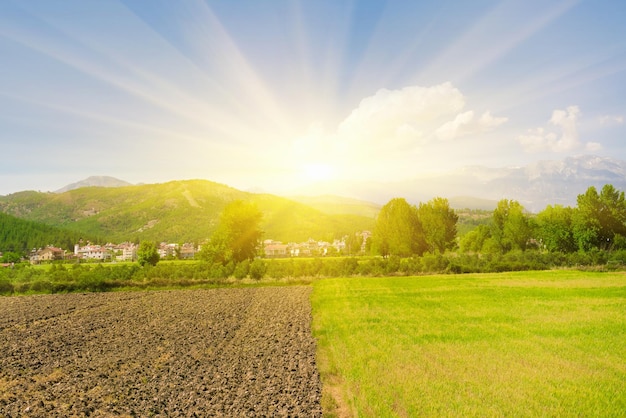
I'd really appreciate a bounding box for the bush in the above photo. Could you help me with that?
[14,281,31,293]
[265,259,290,279]
[0,279,14,295]
[340,257,359,276]
[422,253,449,273]
[233,260,250,279]
[31,280,53,294]
[249,259,267,280]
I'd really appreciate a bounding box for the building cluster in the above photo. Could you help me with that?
[28,242,198,264]
[22,231,372,264]
[263,231,371,258]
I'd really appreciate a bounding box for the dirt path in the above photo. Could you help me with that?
[0,287,322,417]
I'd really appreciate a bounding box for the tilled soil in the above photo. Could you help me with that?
[0,287,322,417]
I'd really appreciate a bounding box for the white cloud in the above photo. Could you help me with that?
[585,142,602,152]
[290,82,508,180]
[435,110,508,141]
[550,106,580,151]
[519,105,602,153]
[518,127,558,153]
[337,82,465,144]
[599,115,624,126]
[332,82,507,156]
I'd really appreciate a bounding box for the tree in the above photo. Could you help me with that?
[573,184,626,251]
[199,200,263,265]
[372,198,426,257]
[492,199,533,253]
[459,224,492,253]
[0,251,22,264]
[344,232,364,255]
[137,241,160,267]
[418,197,458,253]
[536,205,576,252]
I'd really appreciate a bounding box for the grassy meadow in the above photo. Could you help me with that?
[311,270,626,417]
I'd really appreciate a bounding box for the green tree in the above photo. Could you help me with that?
[249,258,267,280]
[372,198,426,257]
[418,197,458,253]
[199,200,263,265]
[573,184,626,251]
[344,232,364,255]
[137,241,160,267]
[0,251,22,264]
[459,224,492,253]
[492,199,533,253]
[536,205,576,252]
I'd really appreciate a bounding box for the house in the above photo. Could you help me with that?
[179,243,196,260]
[74,243,111,261]
[31,246,65,264]
[264,240,289,257]
[332,238,346,253]
[158,243,179,259]
[359,231,372,253]
[112,242,137,262]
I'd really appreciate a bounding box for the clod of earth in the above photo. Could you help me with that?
[0,287,322,417]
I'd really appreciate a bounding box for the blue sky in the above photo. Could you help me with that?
[1,0,625,196]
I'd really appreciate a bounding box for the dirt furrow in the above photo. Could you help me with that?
[0,287,322,417]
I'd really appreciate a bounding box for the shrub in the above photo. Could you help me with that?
[340,257,359,276]
[422,253,449,273]
[31,280,53,294]
[0,279,14,295]
[265,260,290,279]
[249,259,267,280]
[233,260,250,279]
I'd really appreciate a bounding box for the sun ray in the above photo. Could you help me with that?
[416,0,580,85]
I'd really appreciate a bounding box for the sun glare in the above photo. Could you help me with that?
[302,163,335,182]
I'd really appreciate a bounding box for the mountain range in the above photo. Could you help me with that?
[44,155,626,214]
[54,176,133,193]
[1,155,624,247]
[298,155,626,213]
[0,180,376,244]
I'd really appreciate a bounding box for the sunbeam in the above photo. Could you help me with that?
[0,0,625,196]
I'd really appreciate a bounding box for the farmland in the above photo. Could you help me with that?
[312,271,626,417]
[1,270,625,417]
[0,287,321,417]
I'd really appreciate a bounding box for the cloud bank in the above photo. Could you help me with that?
[292,82,508,179]
[435,110,508,141]
[518,106,601,153]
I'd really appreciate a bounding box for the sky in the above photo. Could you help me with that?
[1,0,625,196]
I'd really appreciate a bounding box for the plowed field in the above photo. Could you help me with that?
[0,287,322,417]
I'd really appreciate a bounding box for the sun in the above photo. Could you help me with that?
[302,163,335,182]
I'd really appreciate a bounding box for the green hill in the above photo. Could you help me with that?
[0,212,87,254]
[0,180,375,244]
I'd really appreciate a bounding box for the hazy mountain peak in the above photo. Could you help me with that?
[55,176,132,193]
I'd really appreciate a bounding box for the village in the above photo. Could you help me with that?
[19,231,372,264]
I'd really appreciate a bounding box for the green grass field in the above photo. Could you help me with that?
[311,271,626,417]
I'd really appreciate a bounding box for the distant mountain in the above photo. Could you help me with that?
[55,176,132,193]
[439,155,626,212]
[293,155,626,213]
[447,196,499,211]
[0,180,375,244]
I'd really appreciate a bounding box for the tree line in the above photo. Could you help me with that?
[369,184,626,257]
[0,213,90,262]
[461,184,626,254]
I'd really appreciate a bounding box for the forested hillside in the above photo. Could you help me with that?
[0,212,87,255]
[0,180,375,244]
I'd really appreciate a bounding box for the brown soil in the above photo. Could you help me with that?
[0,287,322,417]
